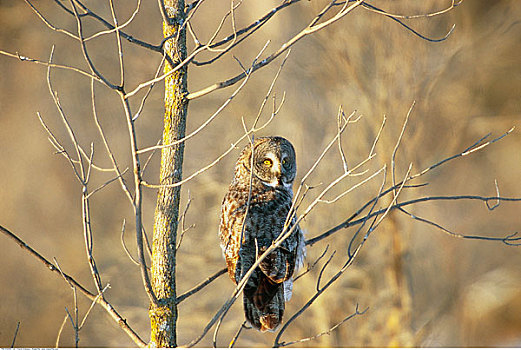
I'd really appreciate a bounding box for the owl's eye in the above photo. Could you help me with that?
[263,159,272,167]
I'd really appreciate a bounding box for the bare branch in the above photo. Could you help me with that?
[274,167,390,347]
[52,0,172,66]
[185,1,364,100]
[37,111,83,183]
[133,55,166,122]
[68,0,120,90]
[336,106,349,172]
[277,304,368,347]
[362,1,457,42]
[86,0,142,41]
[228,321,249,348]
[119,92,159,306]
[192,0,301,66]
[120,219,140,266]
[176,268,228,304]
[315,194,521,249]
[79,283,111,330]
[0,224,146,347]
[486,179,501,210]
[362,0,463,20]
[90,80,134,204]
[192,0,297,66]
[316,250,336,292]
[176,192,195,251]
[307,128,517,246]
[54,258,80,346]
[24,0,78,39]
[369,115,386,158]
[294,244,329,282]
[45,46,85,183]
[141,49,287,190]
[56,315,68,348]
[391,101,415,196]
[85,169,129,200]
[0,47,104,81]
[108,0,125,87]
[393,196,521,245]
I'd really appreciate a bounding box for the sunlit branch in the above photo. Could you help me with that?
[185,1,364,100]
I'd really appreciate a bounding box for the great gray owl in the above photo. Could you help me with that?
[219,136,306,332]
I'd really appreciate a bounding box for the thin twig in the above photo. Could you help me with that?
[120,219,140,266]
[192,0,302,66]
[362,1,457,42]
[54,0,174,66]
[54,257,80,347]
[337,106,349,172]
[0,49,102,83]
[86,0,142,41]
[68,0,120,90]
[369,115,386,158]
[108,0,125,87]
[85,169,129,200]
[391,101,415,197]
[10,321,21,348]
[277,304,368,347]
[362,0,463,20]
[24,0,78,39]
[294,244,329,282]
[90,79,134,204]
[118,92,159,306]
[37,111,82,182]
[176,192,195,251]
[316,250,336,292]
[176,268,228,304]
[133,55,166,122]
[228,321,250,348]
[56,315,68,348]
[79,284,111,330]
[486,179,501,210]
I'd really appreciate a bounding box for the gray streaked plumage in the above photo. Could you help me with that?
[219,136,305,332]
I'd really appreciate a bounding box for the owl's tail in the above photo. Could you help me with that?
[243,271,285,332]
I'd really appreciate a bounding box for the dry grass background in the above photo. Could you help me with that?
[1,0,520,347]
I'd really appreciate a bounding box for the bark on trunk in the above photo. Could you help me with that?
[149,1,187,347]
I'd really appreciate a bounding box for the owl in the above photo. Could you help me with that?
[219,136,306,332]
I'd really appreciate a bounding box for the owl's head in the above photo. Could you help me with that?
[238,136,297,189]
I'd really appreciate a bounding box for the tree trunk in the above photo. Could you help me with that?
[149,0,187,347]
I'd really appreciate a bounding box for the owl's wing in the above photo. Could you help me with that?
[219,190,247,284]
[257,221,304,284]
[258,246,295,283]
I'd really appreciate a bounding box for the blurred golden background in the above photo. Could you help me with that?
[1,0,520,347]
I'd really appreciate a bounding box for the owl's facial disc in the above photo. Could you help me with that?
[258,152,280,188]
[256,151,295,189]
